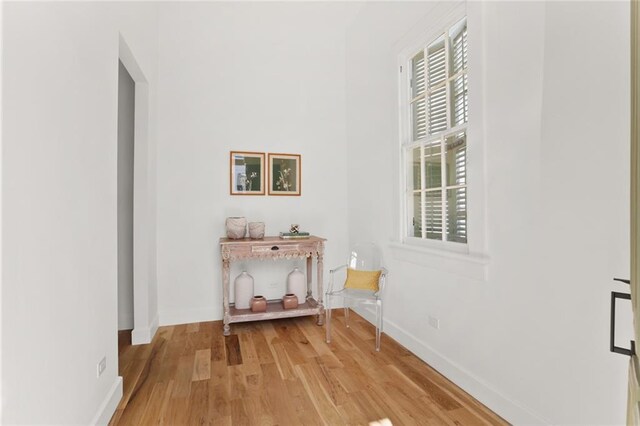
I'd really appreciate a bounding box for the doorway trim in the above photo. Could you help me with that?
[629,0,640,423]
[119,35,157,345]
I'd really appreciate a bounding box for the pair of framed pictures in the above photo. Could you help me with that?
[230,151,301,196]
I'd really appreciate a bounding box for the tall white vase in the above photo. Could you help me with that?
[234,271,254,309]
[287,267,306,304]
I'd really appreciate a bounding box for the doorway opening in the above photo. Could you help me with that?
[115,36,156,410]
[117,59,135,337]
[118,34,156,348]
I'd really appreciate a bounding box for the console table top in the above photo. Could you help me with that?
[219,235,326,245]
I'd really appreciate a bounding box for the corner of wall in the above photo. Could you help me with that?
[89,377,123,426]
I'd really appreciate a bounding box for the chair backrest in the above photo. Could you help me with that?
[348,242,383,271]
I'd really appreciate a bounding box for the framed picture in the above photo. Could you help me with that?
[268,153,301,196]
[230,151,265,195]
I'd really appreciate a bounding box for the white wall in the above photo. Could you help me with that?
[117,60,135,331]
[2,3,158,423]
[155,2,361,325]
[346,1,631,424]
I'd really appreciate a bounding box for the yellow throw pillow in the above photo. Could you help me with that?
[344,268,381,291]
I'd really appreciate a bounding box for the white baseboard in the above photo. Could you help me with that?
[355,307,549,425]
[90,376,123,426]
[159,307,219,326]
[132,313,159,345]
[149,313,159,341]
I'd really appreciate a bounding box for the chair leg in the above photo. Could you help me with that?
[326,296,332,343]
[344,305,350,328]
[375,301,382,352]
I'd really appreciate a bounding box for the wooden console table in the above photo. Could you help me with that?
[219,236,326,336]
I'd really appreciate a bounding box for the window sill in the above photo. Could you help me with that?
[388,241,489,281]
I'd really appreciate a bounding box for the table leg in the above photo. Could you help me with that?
[222,259,231,336]
[306,255,312,301]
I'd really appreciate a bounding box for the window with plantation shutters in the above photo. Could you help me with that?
[403,17,468,244]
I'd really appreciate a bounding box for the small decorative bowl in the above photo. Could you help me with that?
[248,222,265,239]
[250,295,267,313]
[282,293,298,310]
[226,217,247,239]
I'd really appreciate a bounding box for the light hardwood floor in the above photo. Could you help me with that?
[110,310,508,425]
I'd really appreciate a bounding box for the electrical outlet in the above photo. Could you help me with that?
[428,316,440,330]
[97,356,107,378]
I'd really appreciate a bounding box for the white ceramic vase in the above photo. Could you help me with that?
[226,217,247,239]
[287,267,306,304]
[234,271,254,309]
[248,222,265,239]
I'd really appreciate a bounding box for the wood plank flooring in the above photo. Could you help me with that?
[110,310,508,425]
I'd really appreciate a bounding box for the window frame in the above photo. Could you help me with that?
[399,15,470,253]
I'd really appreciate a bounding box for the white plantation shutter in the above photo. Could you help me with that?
[452,23,467,73]
[446,134,467,243]
[427,39,447,135]
[425,191,443,239]
[412,51,426,97]
[451,24,468,126]
[413,99,427,141]
[404,17,468,244]
[448,187,467,242]
[428,88,448,135]
[427,40,446,87]
[411,52,427,140]
[452,74,468,127]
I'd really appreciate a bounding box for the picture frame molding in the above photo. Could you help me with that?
[268,152,302,196]
[229,151,266,196]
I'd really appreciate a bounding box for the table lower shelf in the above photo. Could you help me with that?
[228,297,322,324]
